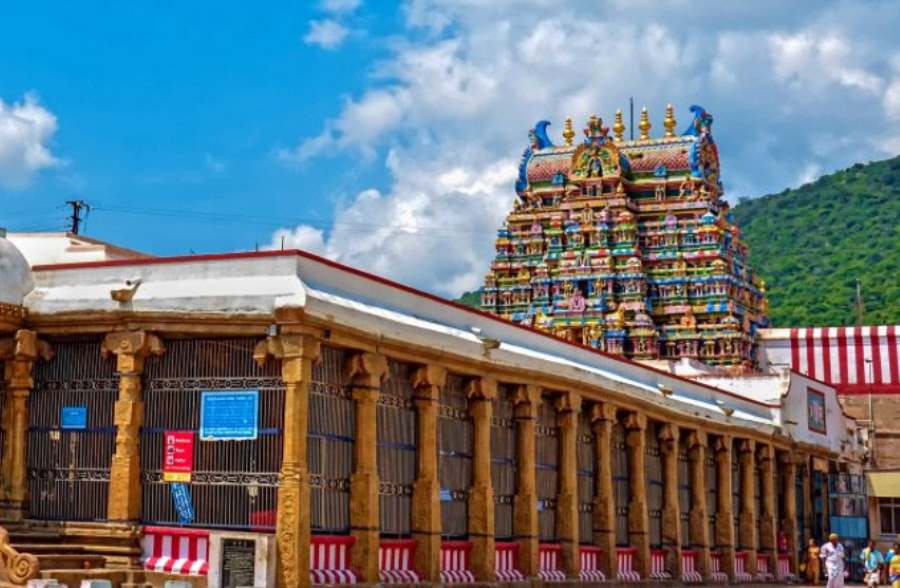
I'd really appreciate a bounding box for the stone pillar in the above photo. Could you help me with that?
[625,412,650,579]
[590,403,618,578]
[758,444,776,556]
[0,330,51,519]
[737,440,758,573]
[713,436,735,579]
[556,391,581,578]
[103,330,164,521]
[410,364,446,582]
[512,384,540,577]
[686,431,710,580]
[659,424,682,579]
[781,451,799,576]
[345,352,388,583]
[467,377,497,581]
[254,334,320,588]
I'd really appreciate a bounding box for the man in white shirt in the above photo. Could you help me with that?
[821,533,846,588]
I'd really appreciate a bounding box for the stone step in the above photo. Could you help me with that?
[14,543,140,555]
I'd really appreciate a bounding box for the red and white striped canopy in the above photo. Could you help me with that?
[759,326,900,394]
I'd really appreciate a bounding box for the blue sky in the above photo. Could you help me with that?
[2,1,900,296]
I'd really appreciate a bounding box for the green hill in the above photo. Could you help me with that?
[732,156,900,327]
[459,156,900,326]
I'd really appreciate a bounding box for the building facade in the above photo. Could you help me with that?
[0,232,862,587]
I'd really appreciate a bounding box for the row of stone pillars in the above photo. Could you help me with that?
[0,330,804,588]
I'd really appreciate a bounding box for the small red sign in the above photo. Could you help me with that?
[163,431,194,483]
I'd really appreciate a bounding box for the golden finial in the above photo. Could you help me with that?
[613,109,625,142]
[639,106,651,140]
[563,117,575,146]
[663,103,676,138]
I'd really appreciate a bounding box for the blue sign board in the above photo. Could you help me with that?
[60,406,88,430]
[200,390,259,440]
[170,482,195,525]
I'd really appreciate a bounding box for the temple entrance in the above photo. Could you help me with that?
[28,337,115,521]
[140,337,284,530]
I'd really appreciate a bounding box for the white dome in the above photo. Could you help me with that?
[0,236,33,306]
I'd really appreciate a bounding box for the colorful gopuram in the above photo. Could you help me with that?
[480,105,769,367]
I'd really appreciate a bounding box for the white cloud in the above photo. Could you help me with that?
[0,93,61,189]
[204,154,226,173]
[277,0,900,297]
[321,0,361,14]
[304,19,349,50]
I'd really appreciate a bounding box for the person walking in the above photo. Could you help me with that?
[807,538,822,585]
[821,533,846,588]
[863,539,885,587]
[888,543,900,588]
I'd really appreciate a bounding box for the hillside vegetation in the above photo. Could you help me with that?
[732,156,900,327]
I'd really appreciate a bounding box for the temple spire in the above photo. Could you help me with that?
[613,109,625,142]
[639,106,651,140]
[563,117,575,146]
[663,103,676,138]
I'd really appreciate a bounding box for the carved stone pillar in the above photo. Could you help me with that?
[713,436,735,579]
[556,391,581,578]
[410,364,446,582]
[591,403,618,578]
[345,352,388,583]
[0,330,51,519]
[737,440,757,572]
[686,431,710,580]
[625,412,650,579]
[659,424,682,579]
[512,384,540,577]
[780,451,799,576]
[757,444,776,556]
[254,334,320,588]
[103,330,164,521]
[467,377,496,581]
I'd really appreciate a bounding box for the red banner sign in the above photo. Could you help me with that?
[163,431,194,482]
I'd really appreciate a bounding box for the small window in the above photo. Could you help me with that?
[879,498,900,535]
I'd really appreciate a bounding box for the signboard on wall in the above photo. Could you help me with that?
[163,431,194,482]
[200,390,259,441]
[170,482,196,525]
[60,406,88,430]
[807,387,827,434]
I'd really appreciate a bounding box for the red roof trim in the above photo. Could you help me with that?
[32,247,778,409]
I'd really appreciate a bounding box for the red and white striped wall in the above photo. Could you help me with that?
[758,326,900,394]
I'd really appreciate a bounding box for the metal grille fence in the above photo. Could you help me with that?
[0,361,4,484]
[377,361,416,537]
[577,410,595,543]
[678,443,691,547]
[308,346,354,533]
[754,465,762,545]
[536,399,559,541]
[141,337,284,530]
[439,375,471,539]
[646,423,663,548]
[491,385,516,540]
[732,448,741,548]
[705,451,717,547]
[613,421,629,546]
[29,337,116,521]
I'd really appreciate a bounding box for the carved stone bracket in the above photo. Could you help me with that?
[0,526,38,584]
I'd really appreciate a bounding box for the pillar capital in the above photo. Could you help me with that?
[344,351,388,389]
[253,334,320,382]
[589,401,617,425]
[686,429,707,449]
[102,330,164,374]
[658,423,679,454]
[466,375,497,401]
[736,439,755,454]
[0,329,53,364]
[410,364,446,400]
[511,383,541,406]
[756,442,773,463]
[554,390,581,414]
[624,410,647,431]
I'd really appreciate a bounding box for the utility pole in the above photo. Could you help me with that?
[65,200,90,235]
[854,279,865,326]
